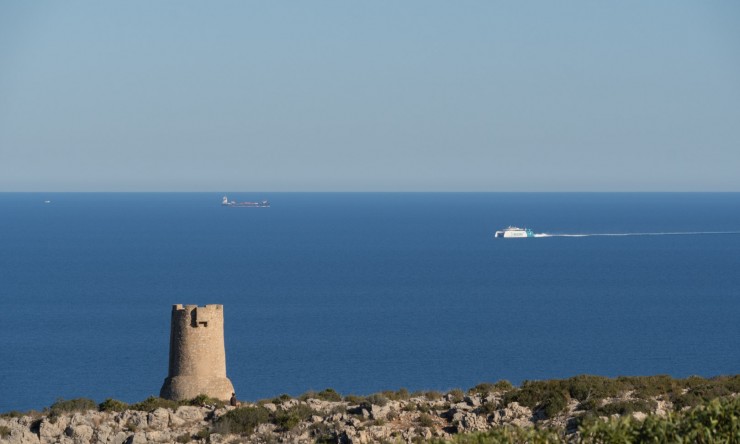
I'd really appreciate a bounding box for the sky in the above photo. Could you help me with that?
[1,1,739,192]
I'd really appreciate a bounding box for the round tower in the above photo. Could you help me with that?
[160,304,235,401]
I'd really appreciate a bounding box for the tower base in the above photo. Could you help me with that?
[160,376,235,401]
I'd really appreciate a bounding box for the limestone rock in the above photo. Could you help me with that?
[147,408,170,430]
[174,406,205,423]
[124,432,147,444]
[39,417,66,442]
[66,423,94,444]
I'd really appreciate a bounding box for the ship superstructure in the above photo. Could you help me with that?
[221,196,270,208]
[495,226,535,238]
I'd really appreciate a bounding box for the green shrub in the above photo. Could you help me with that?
[477,400,500,416]
[343,394,365,404]
[298,391,317,401]
[175,432,191,443]
[184,394,225,408]
[194,428,210,440]
[366,394,388,407]
[47,398,97,419]
[310,422,335,443]
[540,391,569,419]
[564,375,624,402]
[418,413,435,428]
[129,396,178,412]
[503,381,570,419]
[272,404,317,431]
[0,411,25,419]
[272,394,292,404]
[430,426,563,443]
[447,389,465,403]
[381,388,410,401]
[0,426,11,438]
[594,399,656,416]
[98,398,129,412]
[493,380,514,392]
[579,396,740,443]
[425,391,443,400]
[213,406,271,435]
[317,388,342,402]
[468,383,496,395]
[620,375,680,399]
[672,382,732,410]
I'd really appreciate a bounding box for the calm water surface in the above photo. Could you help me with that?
[1,193,739,412]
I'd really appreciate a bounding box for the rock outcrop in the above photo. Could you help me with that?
[0,390,680,444]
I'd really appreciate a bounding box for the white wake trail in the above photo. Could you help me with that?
[536,231,740,238]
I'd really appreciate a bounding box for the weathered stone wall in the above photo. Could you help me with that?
[160,304,234,401]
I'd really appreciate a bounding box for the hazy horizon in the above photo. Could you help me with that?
[2,1,739,192]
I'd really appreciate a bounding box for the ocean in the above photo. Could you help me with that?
[1,193,739,413]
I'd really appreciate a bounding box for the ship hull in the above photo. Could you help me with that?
[495,227,534,238]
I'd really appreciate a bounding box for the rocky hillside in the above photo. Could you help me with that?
[1,375,737,444]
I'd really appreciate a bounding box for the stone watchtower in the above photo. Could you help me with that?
[160,304,235,401]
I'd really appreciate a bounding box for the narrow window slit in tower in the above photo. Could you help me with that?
[198,321,208,327]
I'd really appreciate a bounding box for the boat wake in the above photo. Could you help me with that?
[534,231,740,238]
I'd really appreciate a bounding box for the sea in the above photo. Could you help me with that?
[1,193,739,413]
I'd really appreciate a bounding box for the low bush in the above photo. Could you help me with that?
[184,394,224,408]
[194,428,210,440]
[272,404,317,431]
[430,426,563,444]
[381,388,410,401]
[468,383,496,395]
[310,422,335,443]
[469,381,513,395]
[564,375,624,402]
[298,391,317,402]
[503,381,570,419]
[129,396,178,412]
[366,393,388,407]
[47,398,97,419]
[672,382,732,410]
[213,406,271,435]
[175,432,191,443]
[620,374,680,399]
[343,394,365,404]
[0,426,11,438]
[447,389,465,403]
[271,393,292,404]
[434,397,740,443]
[580,396,740,443]
[594,399,656,416]
[425,391,443,400]
[98,398,129,412]
[418,413,435,428]
[316,388,342,402]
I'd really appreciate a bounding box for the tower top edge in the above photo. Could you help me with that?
[172,304,223,311]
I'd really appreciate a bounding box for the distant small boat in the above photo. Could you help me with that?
[495,226,534,238]
[44,200,51,204]
[221,196,270,208]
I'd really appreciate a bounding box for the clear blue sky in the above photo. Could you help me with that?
[1,1,739,191]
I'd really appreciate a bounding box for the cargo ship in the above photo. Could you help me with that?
[495,226,534,238]
[222,196,270,208]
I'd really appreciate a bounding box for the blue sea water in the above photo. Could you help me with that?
[0,193,739,413]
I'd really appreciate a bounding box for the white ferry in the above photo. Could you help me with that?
[222,196,270,208]
[495,226,535,238]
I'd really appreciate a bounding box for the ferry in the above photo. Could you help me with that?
[222,196,270,208]
[495,226,534,238]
